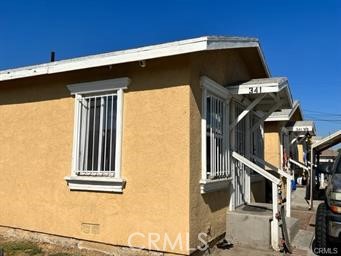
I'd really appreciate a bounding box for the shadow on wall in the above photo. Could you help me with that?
[202,189,231,213]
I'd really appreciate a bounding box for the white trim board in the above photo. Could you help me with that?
[0,36,270,82]
[67,77,130,95]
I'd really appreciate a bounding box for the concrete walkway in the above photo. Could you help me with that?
[212,247,309,256]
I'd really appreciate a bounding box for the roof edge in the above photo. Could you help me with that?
[0,35,267,82]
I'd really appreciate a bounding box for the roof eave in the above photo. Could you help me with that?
[0,36,268,82]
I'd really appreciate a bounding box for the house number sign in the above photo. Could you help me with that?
[248,87,262,94]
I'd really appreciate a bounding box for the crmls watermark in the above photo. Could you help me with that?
[313,247,338,255]
[127,232,209,252]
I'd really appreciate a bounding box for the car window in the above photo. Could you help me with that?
[334,154,341,173]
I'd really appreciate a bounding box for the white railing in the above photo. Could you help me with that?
[76,170,115,177]
[232,152,281,251]
[252,154,293,218]
[289,158,309,171]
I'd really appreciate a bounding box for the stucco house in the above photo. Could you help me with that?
[0,36,295,255]
[264,101,316,172]
[263,102,316,214]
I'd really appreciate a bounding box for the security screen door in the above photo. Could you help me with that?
[233,102,248,207]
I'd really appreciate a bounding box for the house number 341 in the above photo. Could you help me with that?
[249,87,262,94]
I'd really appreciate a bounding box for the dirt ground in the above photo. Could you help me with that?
[0,236,106,256]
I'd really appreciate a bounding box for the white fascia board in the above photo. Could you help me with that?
[287,101,300,120]
[283,84,293,108]
[296,101,304,120]
[0,36,263,82]
[265,116,291,122]
[256,46,271,78]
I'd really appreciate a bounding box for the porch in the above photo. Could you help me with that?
[200,76,301,251]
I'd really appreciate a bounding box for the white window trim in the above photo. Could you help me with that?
[65,77,130,193]
[200,76,232,194]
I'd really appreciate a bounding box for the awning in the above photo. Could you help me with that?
[227,77,293,112]
[265,100,302,122]
[226,77,293,131]
[285,120,316,136]
[312,130,341,153]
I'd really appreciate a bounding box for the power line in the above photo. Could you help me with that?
[310,120,341,122]
[304,109,341,116]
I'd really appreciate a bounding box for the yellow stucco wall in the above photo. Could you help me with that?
[0,56,192,255]
[0,48,267,255]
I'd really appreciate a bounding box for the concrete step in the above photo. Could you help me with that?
[226,203,300,250]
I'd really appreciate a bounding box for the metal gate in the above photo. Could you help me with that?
[233,103,247,207]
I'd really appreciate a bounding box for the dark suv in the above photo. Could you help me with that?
[315,152,341,248]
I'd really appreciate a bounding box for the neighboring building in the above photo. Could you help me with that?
[264,102,316,203]
[264,101,316,168]
[318,149,338,172]
[0,36,293,255]
[264,101,303,169]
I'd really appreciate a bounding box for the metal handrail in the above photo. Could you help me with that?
[232,151,280,251]
[251,154,293,217]
[289,158,309,171]
[232,152,280,185]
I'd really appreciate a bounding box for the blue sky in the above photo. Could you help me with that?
[0,0,340,137]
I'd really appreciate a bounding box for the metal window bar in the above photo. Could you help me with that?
[206,93,228,179]
[76,94,117,177]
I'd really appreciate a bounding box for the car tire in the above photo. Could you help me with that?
[315,203,328,250]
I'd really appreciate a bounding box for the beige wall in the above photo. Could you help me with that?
[0,56,192,255]
[298,144,304,163]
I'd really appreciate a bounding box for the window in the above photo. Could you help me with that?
[65,78,130,193]
[76,94,117,176]
[334,155,341,174]
[206,94,228,179]
[200,76,231,193]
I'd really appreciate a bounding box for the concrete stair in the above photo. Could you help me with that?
[226,203,300,249]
